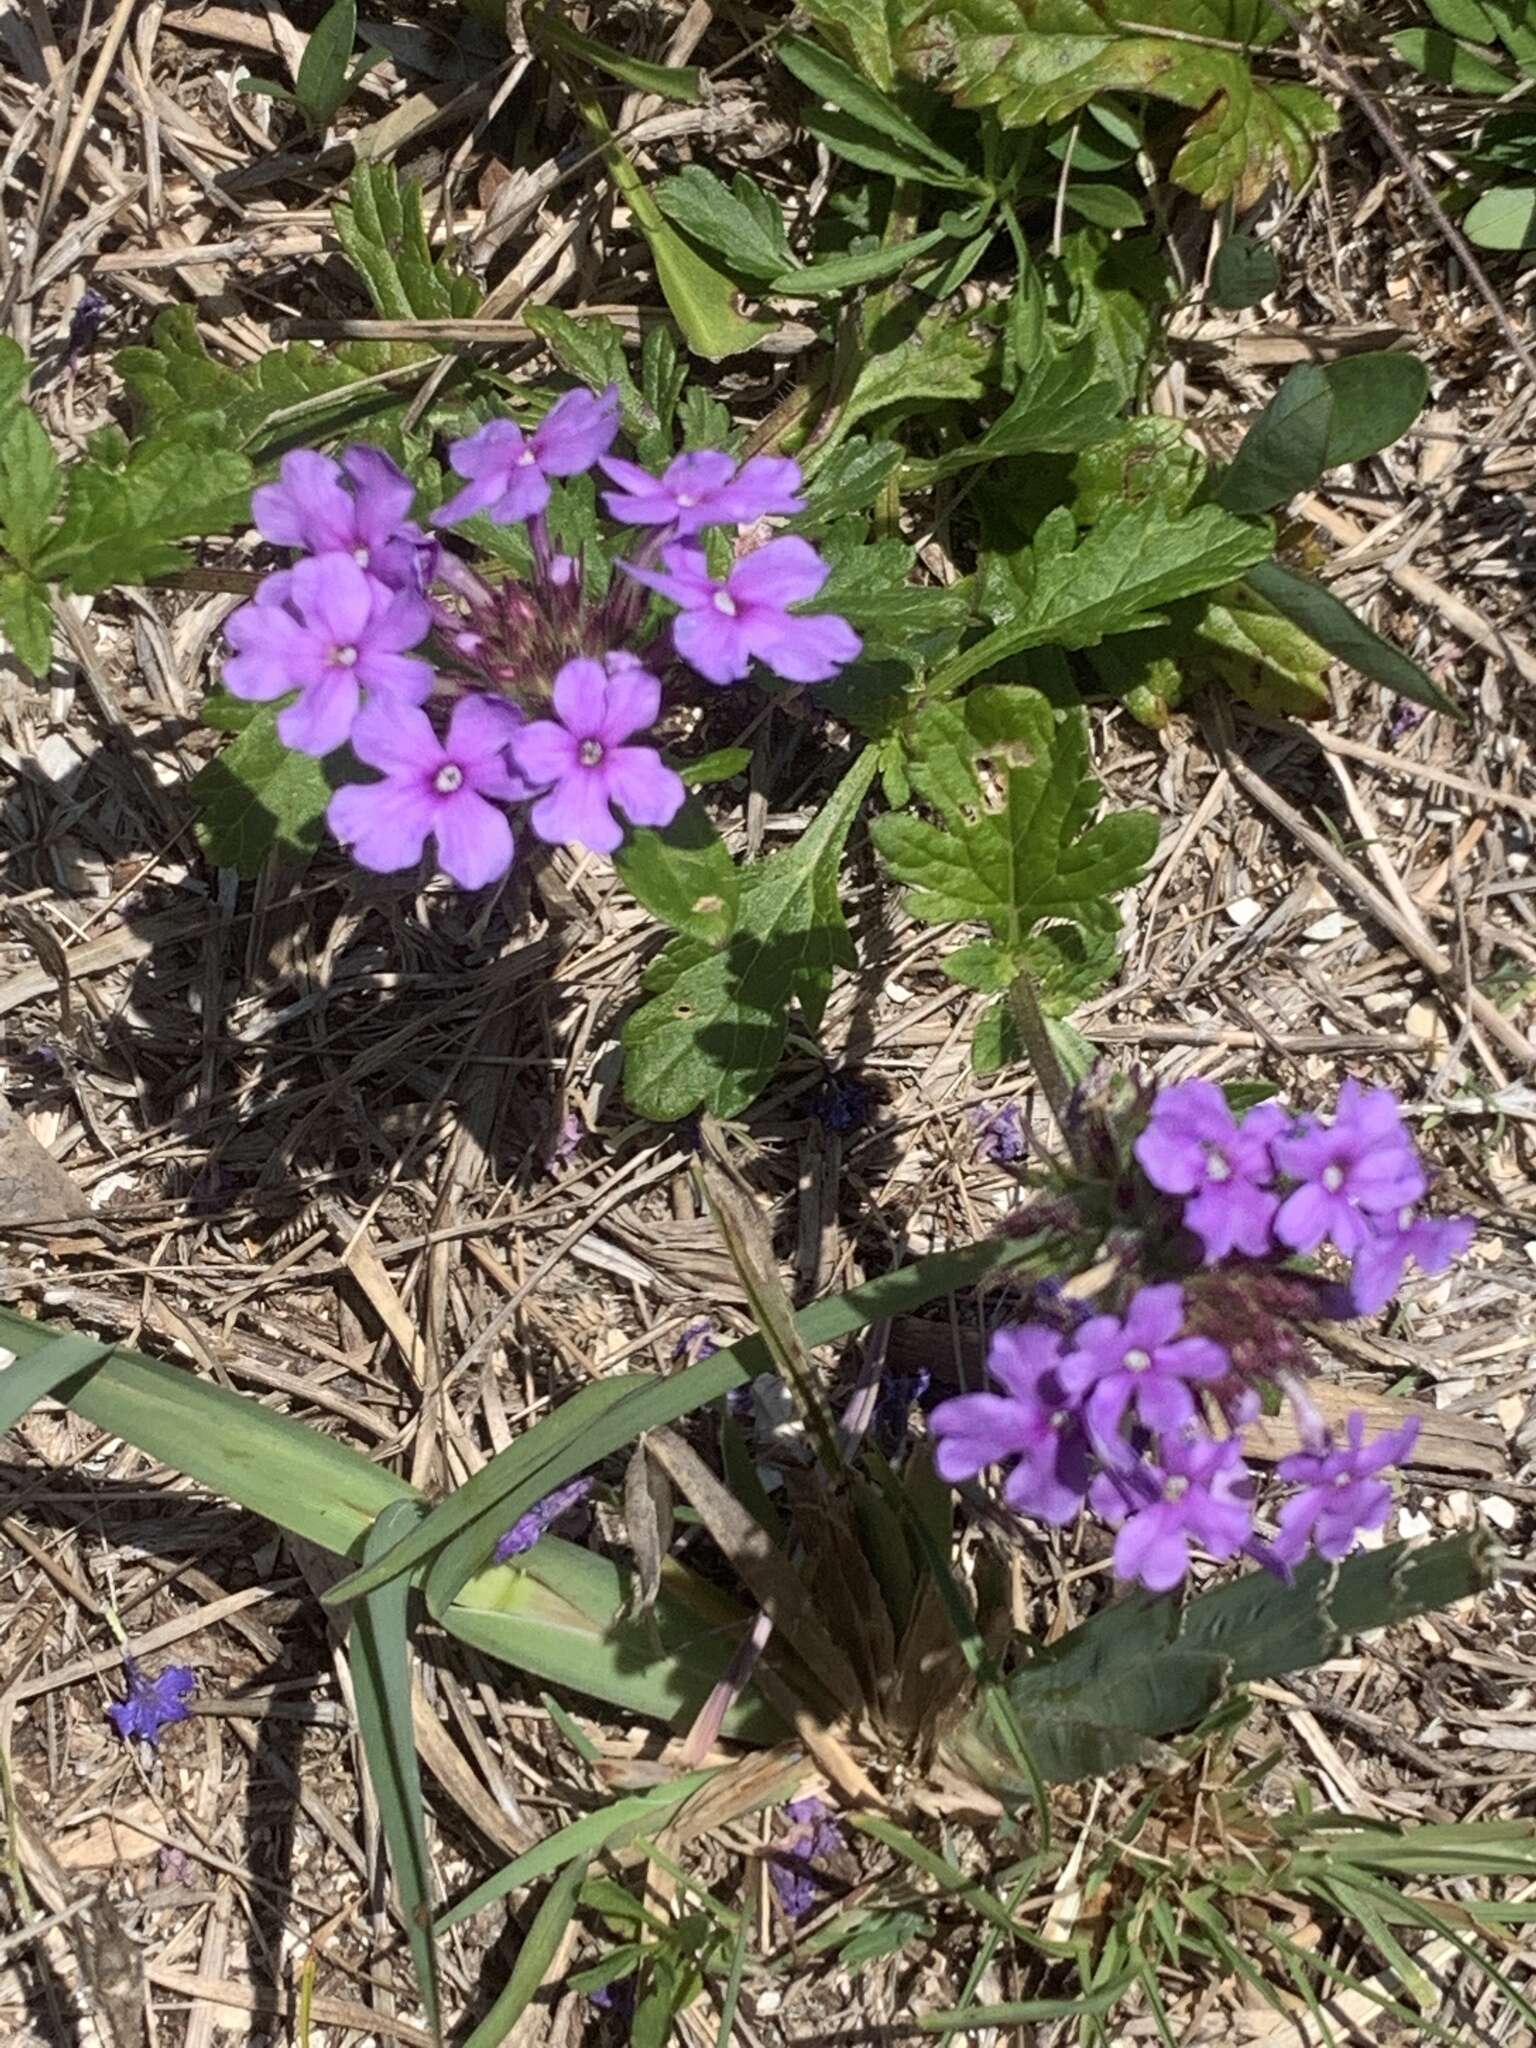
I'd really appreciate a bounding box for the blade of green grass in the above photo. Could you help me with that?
[460,1855,589,2048]
[916,1976,1136,2031]
[0,1330,114,1434]
[327,1229,1056,1610]
[350,1499,440,2041]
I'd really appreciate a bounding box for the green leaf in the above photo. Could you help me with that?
[0,1332,114,1437]
[787,7,908,93]
[536,13,702,101]
[1191,589,1332,718]
[1216,362,1334,515]
[612,797,740,947]
[622,750,878,1120]
[0,337,30,408]
[521,306,652,444]
[1389,26,1514,93]
[1244,559,1458,715]
[333,163,482,321]
[798,437,904,522]
[905,333,1122,485]
[1209,231,1280,309]
[654,167,793,283]
[295,0,358,130]
[234,75,298,102]
[350,1500,441,2039]
[1427,0,1498,37]
[597,133,776,361]
[190,704,338,875]
[681,746,750,787]
[0,398,61,562]
[460,1857,589,2048]
[872,684,1158,945]
[0,570,54,676]
[36,422,252,593]
[904,0,1337,206]
[947,500,1272,685]
[771,223,956,296]
[0,1306,416,1562]
[1062,181,1144,229]
[1219,354,1429,514]
[780,33,974,178]
[637,324,687,465]
[838,307,993,443]
[1464,183,1536,249]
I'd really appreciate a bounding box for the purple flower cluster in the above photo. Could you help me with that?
[1135,1077,1473,1314]
[221,390,860,888]
[931,1077,1472,1592]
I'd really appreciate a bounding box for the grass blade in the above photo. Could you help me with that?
[0,1330,113,1434]
[350,1500,440,2039]
[460,1855,588,2048]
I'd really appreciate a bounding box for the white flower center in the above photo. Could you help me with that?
[353,545,371,566]
[578,739,604,768]
[1124,1347,1152,1374]
[1322,1164,1346,1193]
[675,490,697,508]
[1398,1205,1415,1230]
[517,447,537,466]
[434,763,464,795]
[1163,1474,1190,1502]
[712,590,737,615]
[1204,1148,1232,1183]
[1333,1471,1354,1488]
[330,644,358,667]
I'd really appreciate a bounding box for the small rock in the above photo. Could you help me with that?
[1227,896,1262,927]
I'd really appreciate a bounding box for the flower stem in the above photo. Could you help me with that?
[1006,970,1090,1173]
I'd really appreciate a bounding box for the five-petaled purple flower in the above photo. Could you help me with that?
[624,537,861,686]
[1134,1079,1287,1261]
[1059,1283,1228,1445]
[600,450,804,536]
[1350,1210,1476,1316]
[252,446,422,588]
[328,694,529,888]
[435,386,619,527]
[1272,1412,1420,1564]
[107,1656,197,1745]
[1094,1430,1254,1593]
[1273,1082,1426,1257]
[495,1475,594,1561]
[510,655,684,855]
[931,1324,1092,1526]
[223,554,432,756]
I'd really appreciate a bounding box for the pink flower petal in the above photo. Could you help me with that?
[530,771,622,855]
[431,790,515,889]
[728,535,827,609]
[328,780,436,872]
[604,746,684,830]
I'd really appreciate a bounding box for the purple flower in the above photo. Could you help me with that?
[930,1324,1091,1526]
[1058,1283,1228,1444]
[1134,1080,1287,1261]
[600,450,804,536]
[435,386,620,526]
[969,1100,1026,1164]
[1350,1209,1475,1316]
[107,1656,196,1745]
[674,1316,719,1363]
[327,694,529,888]
[1096,1430,1254,1592]
[67,288,109,365]
[1273,1082,1427,1258]
[622,537,861,686]
[251,446,422,588]
[769,1796,843,1922]
[811,1069,871,1133]
[1273,1411,1420,1565]
[223,554,432,756]
[495,1475,594,1561]
[510,655,685,855]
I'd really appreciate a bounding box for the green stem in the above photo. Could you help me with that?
[1006,970,1085,1167]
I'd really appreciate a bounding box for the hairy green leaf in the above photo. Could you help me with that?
[790,2,918,91]
[622,749,878,1119]
[0,570,53,677]
[0,397,61,563]
[613,797,740,947]
[654,166,794,283]
[189,703,338,875]
[35,421,251,593]
[773,223,956,295]
[906,333,1122,485]
[839,308,993,442]
[950,500,1271,686]
[537,12,702,100]
[0,337,30,409]
[903,0,1336,205]
[333,163,482,321]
